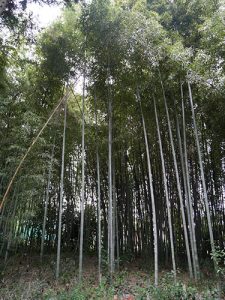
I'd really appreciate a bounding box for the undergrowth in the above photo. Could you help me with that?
[0,254,224,299]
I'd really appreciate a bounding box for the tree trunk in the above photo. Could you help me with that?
[94,91,102,283]
[40,140,55,262]
[4,190,18,262]
[137,88,158,286]
[108,91,114,276]
[179,88,200,279]
[187,81,216,269]
[56,98,67,279]
[154,97,176,281]
[79,70,86,281]
[160,77,193,278]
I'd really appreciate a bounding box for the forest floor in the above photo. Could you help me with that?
[0,253,224,300]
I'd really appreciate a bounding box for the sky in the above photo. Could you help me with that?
[26,2,63,28]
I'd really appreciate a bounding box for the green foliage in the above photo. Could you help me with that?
[43,280,115,300]
[42,271,222,300]
[149,282,197,300]
[145,272,221,300]
[211,247,225,278]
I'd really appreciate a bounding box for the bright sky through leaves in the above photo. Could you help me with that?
[26,2,63,28]
[25,2,83,93]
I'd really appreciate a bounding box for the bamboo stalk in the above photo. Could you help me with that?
[0,90,70,212]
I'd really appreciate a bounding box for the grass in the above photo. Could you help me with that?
[0,253,224,299]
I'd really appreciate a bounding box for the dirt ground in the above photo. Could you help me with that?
[0,253,222,300]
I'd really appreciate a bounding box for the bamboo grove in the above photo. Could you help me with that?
[0,0,225,286]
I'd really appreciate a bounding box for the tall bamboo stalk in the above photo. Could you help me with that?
[159,76,193,278]
[4,188,18,262]
[56,98,67,279]
[154,97,176,281]
[108,90,114,276]
[107,57,115,277]
[94,91,102,283]
[0,91,69,212]
[79,67,86,281]
[40,140,55,262]
[137,88,158,286]
[180,86,200,278]
[187,81,216,269]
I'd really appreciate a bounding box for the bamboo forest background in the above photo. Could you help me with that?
[0,0,225,285]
